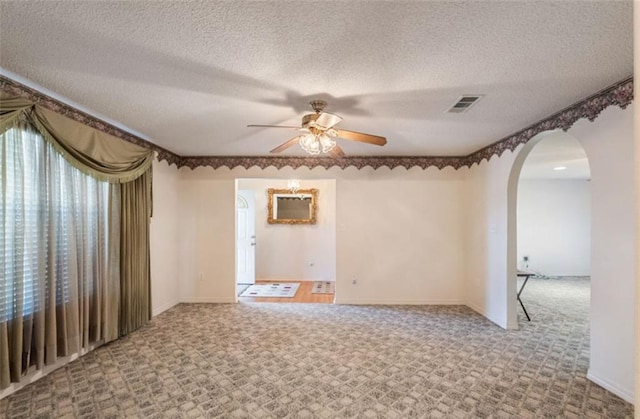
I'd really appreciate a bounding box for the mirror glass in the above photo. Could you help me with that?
[267,188,318,224]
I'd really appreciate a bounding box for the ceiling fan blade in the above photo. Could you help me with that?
[335,129,387,146]
[314,112,342,129]
[328,145,346,159]
[247,124,301,129]
[270,135,301,153]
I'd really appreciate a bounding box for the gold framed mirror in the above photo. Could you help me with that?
[267,188,318,224]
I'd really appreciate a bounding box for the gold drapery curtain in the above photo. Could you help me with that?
[119,170,152,336]
[0,94,153,390]
[0,94,152,183]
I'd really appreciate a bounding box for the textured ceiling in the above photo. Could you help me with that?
[0,1,633,157]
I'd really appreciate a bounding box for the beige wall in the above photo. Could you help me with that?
[569,105,635,403]
[464,149,519,329]
[149,159,181,315]
[177,173,236,303]
[335,167,466,304]
[517,179,591,276]
[177,165,467,304]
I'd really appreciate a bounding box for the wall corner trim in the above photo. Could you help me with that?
[466,302,509,330]
[152,300,181,317]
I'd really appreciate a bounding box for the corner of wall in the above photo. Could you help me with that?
[152,300,180,317]
[587,369,635,405]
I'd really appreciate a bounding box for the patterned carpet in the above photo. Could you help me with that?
[0,277,634,418]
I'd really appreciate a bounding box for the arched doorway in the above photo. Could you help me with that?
[506,129,591,326]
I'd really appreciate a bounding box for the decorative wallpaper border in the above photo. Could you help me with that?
[1,74,633,171]
[466,76,633,167]
[0,75,182,167]
[180,155,466,170]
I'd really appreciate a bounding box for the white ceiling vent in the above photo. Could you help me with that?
[447,95,484,113]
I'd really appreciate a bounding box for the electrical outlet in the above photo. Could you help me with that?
[523,256,529,262]
[309,260,315,267]
[352,275,357,285]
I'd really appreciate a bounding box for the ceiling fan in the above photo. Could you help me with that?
[247,100,386,157]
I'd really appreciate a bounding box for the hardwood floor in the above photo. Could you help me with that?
[237,280,334,303]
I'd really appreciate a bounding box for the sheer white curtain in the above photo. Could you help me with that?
[0,122,119,388]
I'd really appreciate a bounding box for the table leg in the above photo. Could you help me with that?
[518,295,531,321]
[517,274,531,321]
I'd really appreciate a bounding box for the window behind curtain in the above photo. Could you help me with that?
[0,123,111,323]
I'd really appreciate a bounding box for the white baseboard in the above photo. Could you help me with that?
[334,298,464,305]
[587,369,635,405]
[466,301,497,323]
[182,297,237,304]
[152,299,180,317]
[465,301,486,316]
[466,301,509,330]
[256,278,334,282]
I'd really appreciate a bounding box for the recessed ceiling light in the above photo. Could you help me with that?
[553,166,567,171]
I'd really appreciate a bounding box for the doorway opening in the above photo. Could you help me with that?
[507,130,591,327]
[234,178,337,304]
[236,190,256,297]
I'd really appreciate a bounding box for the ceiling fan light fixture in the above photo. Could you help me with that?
[299,130,336,155]
[299,133,322,154]
[249,99,387,155]
[319,133,336,153]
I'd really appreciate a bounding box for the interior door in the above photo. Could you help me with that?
[236,190,256,284]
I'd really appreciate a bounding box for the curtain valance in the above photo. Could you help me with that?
[0,93,153,183]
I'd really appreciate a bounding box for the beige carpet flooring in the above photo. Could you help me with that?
[0,277,634,418]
